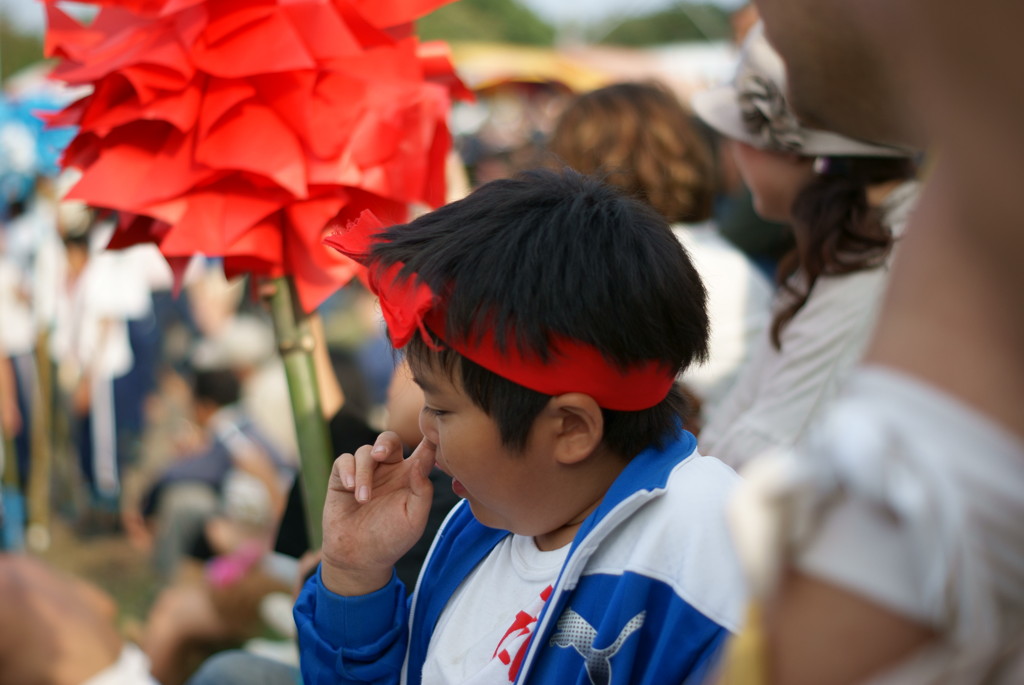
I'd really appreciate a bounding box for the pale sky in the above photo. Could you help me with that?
[3,0,744,34]
[519,0,742,25]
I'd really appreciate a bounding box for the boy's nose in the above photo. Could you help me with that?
[418,406,439,443]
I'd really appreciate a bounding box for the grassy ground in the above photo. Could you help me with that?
[38,517,161,634]
[27,369,196,634]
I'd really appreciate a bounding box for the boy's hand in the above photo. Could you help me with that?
[319,432,436,596]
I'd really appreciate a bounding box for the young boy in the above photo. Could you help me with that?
[295,169,745,684]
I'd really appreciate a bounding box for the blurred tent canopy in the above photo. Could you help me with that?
[447,41,734,100]
[448,42,609,93]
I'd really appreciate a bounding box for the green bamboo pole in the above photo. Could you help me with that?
[266,275,332,550]
[26,333,54,552]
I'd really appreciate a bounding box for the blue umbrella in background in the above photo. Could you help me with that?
[0,73,79,217]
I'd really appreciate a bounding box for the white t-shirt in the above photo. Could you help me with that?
[422,534,570,684]
[674,221,773,415]
[0,257,35,355]
[81,643,159,685]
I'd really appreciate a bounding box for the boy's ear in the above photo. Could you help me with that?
[542,393,604,466]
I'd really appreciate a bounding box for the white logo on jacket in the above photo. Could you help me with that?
[549,608,646,685]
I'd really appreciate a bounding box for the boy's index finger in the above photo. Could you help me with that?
[409,438,438,478]
[370,431,404,462]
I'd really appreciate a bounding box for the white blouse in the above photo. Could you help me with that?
[700,181,919,469]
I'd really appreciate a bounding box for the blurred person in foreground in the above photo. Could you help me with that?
[713,1,1024,683]
[691,24,918,470]
[0,553,158,684]
[548,81,774,424]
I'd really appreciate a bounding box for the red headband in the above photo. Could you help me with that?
[324,211,676,411]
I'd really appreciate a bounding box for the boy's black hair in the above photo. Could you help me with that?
[375,168,709,458]
[193,369,242,409]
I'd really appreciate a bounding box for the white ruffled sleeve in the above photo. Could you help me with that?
[729,366,1024,651]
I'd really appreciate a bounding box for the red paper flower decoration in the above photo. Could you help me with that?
[44,0,471,311]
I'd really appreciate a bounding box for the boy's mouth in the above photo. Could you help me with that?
[432,454,466,498]
[451,478,468,498]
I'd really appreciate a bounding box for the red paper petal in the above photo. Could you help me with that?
[192,5,316,78]
[280,1,364,61]
[79,74,201,135]
[44,4,105,60]
[105,213,167,249]
[306,72,367,159]
[160,0,207,16]
[221,216,284,268]
[348,0,456,29]
[250,72,317,151]
[42,95,89,128]
[67,124,216,210]
[195,101,307,197]
[419,41,475,102]
[197,77,257,139]
[286,197,360,312]
[203,0,274,44]
[166,255,195,297]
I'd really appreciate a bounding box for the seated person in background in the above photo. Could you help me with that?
[295,169,745,684]
[548,80,774,421]
[0,553,158,685]
[137,368,295,685]
[137,367,293,578]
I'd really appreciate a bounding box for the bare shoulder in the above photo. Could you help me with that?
[766,570,936,685]
[0,554,36,608]
[0,556,40,681]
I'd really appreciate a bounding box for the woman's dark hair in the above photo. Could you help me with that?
[373,168,709,458]
[771,156,916,349]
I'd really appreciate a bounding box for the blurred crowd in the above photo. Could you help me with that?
[1,1,1022,684]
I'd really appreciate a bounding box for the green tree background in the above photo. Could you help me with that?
[1,22,45,82]
[598,4,732,44]
[417,0,556,45]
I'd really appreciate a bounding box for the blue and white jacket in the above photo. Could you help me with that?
[294,430,746,684]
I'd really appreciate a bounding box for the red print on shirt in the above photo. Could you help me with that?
[492,585,553,681]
